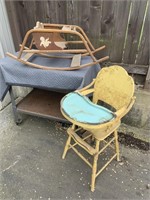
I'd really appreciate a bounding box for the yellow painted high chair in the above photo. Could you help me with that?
[60,65,135,192]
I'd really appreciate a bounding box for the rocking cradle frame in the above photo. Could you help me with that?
[7,22,109,71]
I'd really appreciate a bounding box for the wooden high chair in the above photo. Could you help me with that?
[60,65,135,191]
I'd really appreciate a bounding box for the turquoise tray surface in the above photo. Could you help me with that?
[61,92,116,125]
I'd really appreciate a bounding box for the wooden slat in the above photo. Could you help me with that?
[136,2,149,65]
[24,1,36,28]
[106,62,148,75]
[5,1,22,50]
[110,1,131,62]
[89,1,102,47]
[22,53,34,61]
[70,54,81,68]
[144,66,150,90]
[45,1,59,23]
[57,1,67,24]
[35,1,47,22]
[65,1,80,47]
[68,128,97,155]
[66,1,79,25]
[123,0,147,64]
[77,1,90,33]
[15,2,30,40]
[99,0,115,57]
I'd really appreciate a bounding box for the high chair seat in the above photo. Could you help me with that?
[61,92,116,125]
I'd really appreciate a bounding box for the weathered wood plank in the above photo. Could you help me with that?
[70,54,81,68]
[105,62,148,75]
[34,1,46,22]
[123,0,147,64]
[15,1,30,39]
[66,0,79,25]
[144,66,150,90]
[57,1,67,24]
[136,2,149,65]
[22,53,34,61]
[110,1,131,63]
[98,0,115,58]
[5,1,22,50]
[45,1,59,24]
[77,0,90,33]
[23,1,36,29]
[89,1,102,47]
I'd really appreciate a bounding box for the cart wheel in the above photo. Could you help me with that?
[16,118,22,125]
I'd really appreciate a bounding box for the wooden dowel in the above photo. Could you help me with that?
[98,137,115,156]
[19,44,106,59]
[66,41,83,44]
[79,56,109,69]
[96,154,117,177]
[103,140,115,149]
[69,134,92,149]
[69,144,92,168]
[82,45,106,56]
[68,128,96,155]
[23,49,87,53]
[19,44,74,59]
[29,38,34,49]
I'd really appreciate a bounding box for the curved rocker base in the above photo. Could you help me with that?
[7,52,109,71]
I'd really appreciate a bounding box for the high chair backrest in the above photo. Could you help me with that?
[93,66,135,110]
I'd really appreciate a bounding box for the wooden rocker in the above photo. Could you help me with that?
[7,21,109,71]
[60,66,135,191]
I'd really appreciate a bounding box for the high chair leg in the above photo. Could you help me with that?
[114,130,120,161]
[62,135,71,159]
[91,140,100,192]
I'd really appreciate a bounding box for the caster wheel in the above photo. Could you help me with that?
[15,118,22,125]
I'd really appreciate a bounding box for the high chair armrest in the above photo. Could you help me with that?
[115,96,136,119]
[76,79,95,92]
[79,88,95,96]
[76,79,95,96]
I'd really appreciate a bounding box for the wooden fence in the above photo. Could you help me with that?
[5,0,149,88]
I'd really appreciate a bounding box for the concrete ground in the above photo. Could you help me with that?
[0,104,150,200]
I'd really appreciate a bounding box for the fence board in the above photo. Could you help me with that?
[45,1,59,24]
[16,2,31,40]
[77,0,90,33]
[99,0,115,57]
[106,63,148,75]
[123,0,147,64]
[5,1,22,50]
[57,1,67,24]
[144,66,150,90]
[66,1,79,25]
[35,1,46,22]
[136,2,149,65]
[24,1,36,29]
[88,1,102,47]
[110,0,131,63]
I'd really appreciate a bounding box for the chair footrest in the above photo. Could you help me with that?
[68,128,97,155]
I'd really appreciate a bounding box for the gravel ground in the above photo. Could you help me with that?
[0,104,150,200]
